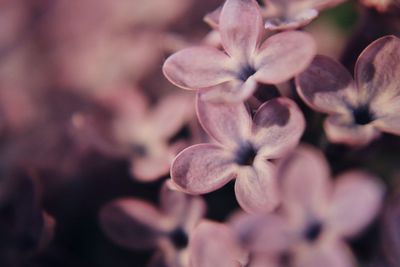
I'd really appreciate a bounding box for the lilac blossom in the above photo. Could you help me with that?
[163,0,316,103]
[189,220,248,267]
[100,181,206,267]
[170,93,305,213]
[204,0,345,32]
[232,145,384,267]
[100,87,194,182]
[296,35,400,146]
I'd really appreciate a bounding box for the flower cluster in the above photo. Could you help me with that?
[0,0,399,266]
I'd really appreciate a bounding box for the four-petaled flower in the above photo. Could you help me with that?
[163,0,316,103]
[170,93,305,213]
[296,35,400,146]
[100,181,206,267]
[232,145,384,267]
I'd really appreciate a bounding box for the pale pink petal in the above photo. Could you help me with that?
[189,221,246,267]
[231,213,290,253]
[235,160,279,213]
[298,240,354,267]
[327,171,384,237]
[203,6,222,29]
[324,114,380,146]
[278,145,330,221]
[199,77,258,103]
[131,154,171,182]
[196,91,252,147]
[254,31,316,84]
[373,111,400,136]
[355,35,400,104]
[99,199,166,250]
[219,0,263,60]
[264,9,319,31]
[295,55,356,114]
[150,93,193,139]
[252,97,305,158]
[162,46,234,89]
[171,144,237,194]
[160,181,206,231]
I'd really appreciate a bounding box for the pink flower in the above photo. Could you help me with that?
[204,0,345,32]
[233,145,384,267]
[189,220,248,267]
[99,181,206,267]
[170,93,305,213]
[163,0,316,103]
[296,35,400,146]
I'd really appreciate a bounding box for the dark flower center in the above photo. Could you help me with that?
[169,227,188,249]
[131,143,148,157]
[235,143,257,166]
[278,251,293,267]
[256,0,265,6]
[238,65,256,81]
[352,106,374,125]
[303,221,323,242]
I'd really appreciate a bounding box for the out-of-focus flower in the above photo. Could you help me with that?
[0,171,55,266]
[233,145,384,267]
[360,0,400,12]
[204,0,345,31]
[163,0,316,103]
[100,181,206,267]
[189,220,248,267]
[170,93,305,213]
[296,35,400,146]
[98,86,194,182]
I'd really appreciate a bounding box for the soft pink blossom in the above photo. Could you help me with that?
[232,145,384,267]
[100,181,206,267]
[163,0,316,103]
[296,35,400,146]
[170,93,305,213]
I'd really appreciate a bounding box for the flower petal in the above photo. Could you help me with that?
[196,91,252,147]
[264,9,319,31]
[327,171,384,237]
[99,199,167,250]
[162,46,234,89]
[219,0,263,60]
[189,221,246,267]
[324,114,380,146]
[278,145,330,221]
[295,55,356,114]
[298,240,354,267]
[171,144,237,194]
[235,160,279,213]
[254,31,316,84]
[131,152,171,182]
[355,35,400,104]
[199,77,258,103]
[150,93,193,139]
[203,6,222,29]
[252,97,305,158]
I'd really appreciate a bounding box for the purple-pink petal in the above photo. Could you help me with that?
[162,46,234,90]
[355,35,400,104]
[219,0,263,60]
[254,31,316,84]
[296,55,356,114]
[235,160,279,213]
[252,97,305,158]
[171,144,237,194]
[196,92,252,147]
[327,171,384,237]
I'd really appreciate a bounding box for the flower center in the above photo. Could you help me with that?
[352,106,374,125]
[303,221,323,242]
[278,251,293,267]
[235,143,257,166]
[131,143,148,157]
[169,227,189,249]
[238,65,256,81]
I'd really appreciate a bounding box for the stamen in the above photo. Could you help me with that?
[169,227,189,249]
[235,143,257,166]
[352,106,374,125]
[238,65,256,81]
[303,221,323,242]
[131,143,148,157]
